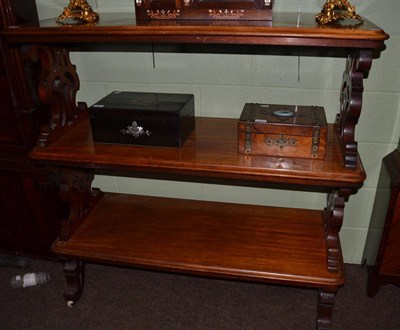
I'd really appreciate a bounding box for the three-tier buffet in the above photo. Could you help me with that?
[1,2,388,329]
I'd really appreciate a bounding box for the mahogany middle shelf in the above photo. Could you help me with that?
[29,117,365,189]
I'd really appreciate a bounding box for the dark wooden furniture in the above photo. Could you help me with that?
[0,0,63,257]
[134,0,274,21]
[1,9,388,329]
[363,149,400,296]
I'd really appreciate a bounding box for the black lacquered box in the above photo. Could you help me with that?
[89,91,195,147]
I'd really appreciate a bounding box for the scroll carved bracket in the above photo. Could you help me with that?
[323,189,351,273]
[49,168,102,241]
[335,49,373,169]
[21,45,88,148]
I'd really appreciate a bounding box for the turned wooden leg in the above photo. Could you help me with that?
[317,289,337,330]
[62,259,86,306]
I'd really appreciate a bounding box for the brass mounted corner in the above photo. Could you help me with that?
[316,0,363,25]
[57,0,99,25]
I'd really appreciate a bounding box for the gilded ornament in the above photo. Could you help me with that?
[316,0,363,25]
[57,0,99,25]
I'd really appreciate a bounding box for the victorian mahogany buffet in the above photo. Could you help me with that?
[0,3,388,329]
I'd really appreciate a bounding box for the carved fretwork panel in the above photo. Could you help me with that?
[22,45,87,147]
[50,168,102,241]
[323,189,351,272]
[335,49,373,169]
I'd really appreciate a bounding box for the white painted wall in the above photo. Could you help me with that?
[35,0,400,263]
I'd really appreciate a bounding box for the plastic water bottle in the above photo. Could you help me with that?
[10,272,50,288]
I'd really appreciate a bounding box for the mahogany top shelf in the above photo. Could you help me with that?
[29,117,365,189]
[2,12,388,48]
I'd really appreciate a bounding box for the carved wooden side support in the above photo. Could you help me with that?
[317,288,337,330]
[323,189,351,273]
[62,259,86,306]
[51,168,103,241]
[335,49,373,169]
[51,168,102,306]
[21,45,87,147]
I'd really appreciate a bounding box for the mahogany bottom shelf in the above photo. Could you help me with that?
[52,192,344,288]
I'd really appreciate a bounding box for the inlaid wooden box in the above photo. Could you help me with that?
[238,103,327,159]
[89,91,195,147]
[134,0,274,21]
